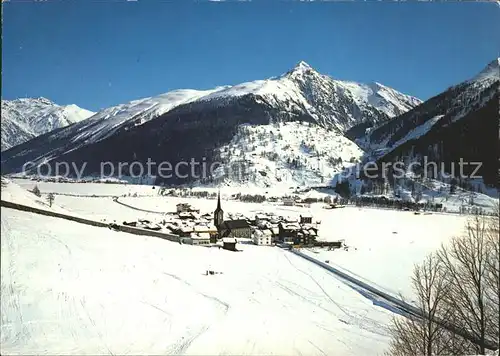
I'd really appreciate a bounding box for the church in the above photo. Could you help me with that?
[214,192,252,239]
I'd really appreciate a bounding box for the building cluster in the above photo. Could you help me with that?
[123,192,321,250]
[215,193,321,246]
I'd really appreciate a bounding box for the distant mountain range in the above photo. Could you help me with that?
[356,58,499,187]
[1,59,498,189]
[1,98,94,151]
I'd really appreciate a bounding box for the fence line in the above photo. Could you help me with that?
[0,200,180,243]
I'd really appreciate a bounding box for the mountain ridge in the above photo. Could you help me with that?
[5,59,495,189]
[1,97,95,151]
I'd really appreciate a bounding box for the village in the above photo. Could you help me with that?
[119,192,344,252]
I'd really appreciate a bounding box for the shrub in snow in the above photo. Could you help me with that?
[31,185,41,197]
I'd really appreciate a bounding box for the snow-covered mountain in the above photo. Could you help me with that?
[196,61,422,132]
[210,121,365,188]
[1,61,421,185]
[1,97,95,151]
[353,58,499,187]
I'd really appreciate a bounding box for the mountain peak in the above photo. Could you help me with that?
[471,57,500,83]
[9,97,55,106]
[294,60,313,71]
[282,60,318,79]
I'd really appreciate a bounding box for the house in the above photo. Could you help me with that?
[253,231,272,246]
[190,232,211,245]
[178,212,194,220]
[278,222,317,245]
[300,214,313,224]
[270,226,280,238]
[177,203,191,213]
[222,237,238,251]
[278,222,299,243]
[255,214,270,225]
[176,203,200,213]
[193,224,218,242]
[170,226,192,237]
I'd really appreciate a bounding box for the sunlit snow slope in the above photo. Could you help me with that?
[1,208,394,355]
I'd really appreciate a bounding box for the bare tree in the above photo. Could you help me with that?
[47,192,55,207]
[483,202,500,349]
[387,207,499,355]
[386,254,454,355]
[437,213,499,354]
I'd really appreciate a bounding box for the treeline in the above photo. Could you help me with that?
[236,194,267,203]
[158,188,217,199]
[352,196,444,212]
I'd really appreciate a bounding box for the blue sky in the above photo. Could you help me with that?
[2,1,499,112]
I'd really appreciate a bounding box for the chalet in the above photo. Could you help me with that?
[222,237,238,251]
[193,224,218,242]
[176,203,190,213]
[255,214,270,225]
[300,214,313,224]
[190,232,211,245]
[278,222,317,245]
[169,226,192,237]
[278,222,300,244]
[253,230,272,246]
[283,216,298,223]
[178,212,194,220]
[176,203,200,213]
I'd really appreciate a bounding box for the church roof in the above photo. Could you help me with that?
[221,219,250,230]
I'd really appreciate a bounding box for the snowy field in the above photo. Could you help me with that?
[0,179,475,354]
[2,208,394,355]
[5,179,470,301]
[301,208,467,301]
[81,195,468,301]
[10,179,161,197]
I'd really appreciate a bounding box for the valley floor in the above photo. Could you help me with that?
[0,179,472,355]
[2,209,394,355]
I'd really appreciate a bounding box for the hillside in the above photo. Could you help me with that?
[345,58,499,189]
[209,121,364,188]
[1,206,394,355]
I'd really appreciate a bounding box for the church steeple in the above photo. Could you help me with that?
[214,190,224,228]
[216,190,222,211]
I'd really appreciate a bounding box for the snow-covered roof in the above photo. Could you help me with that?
[282,223,300,230]
[191,233,210,240]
